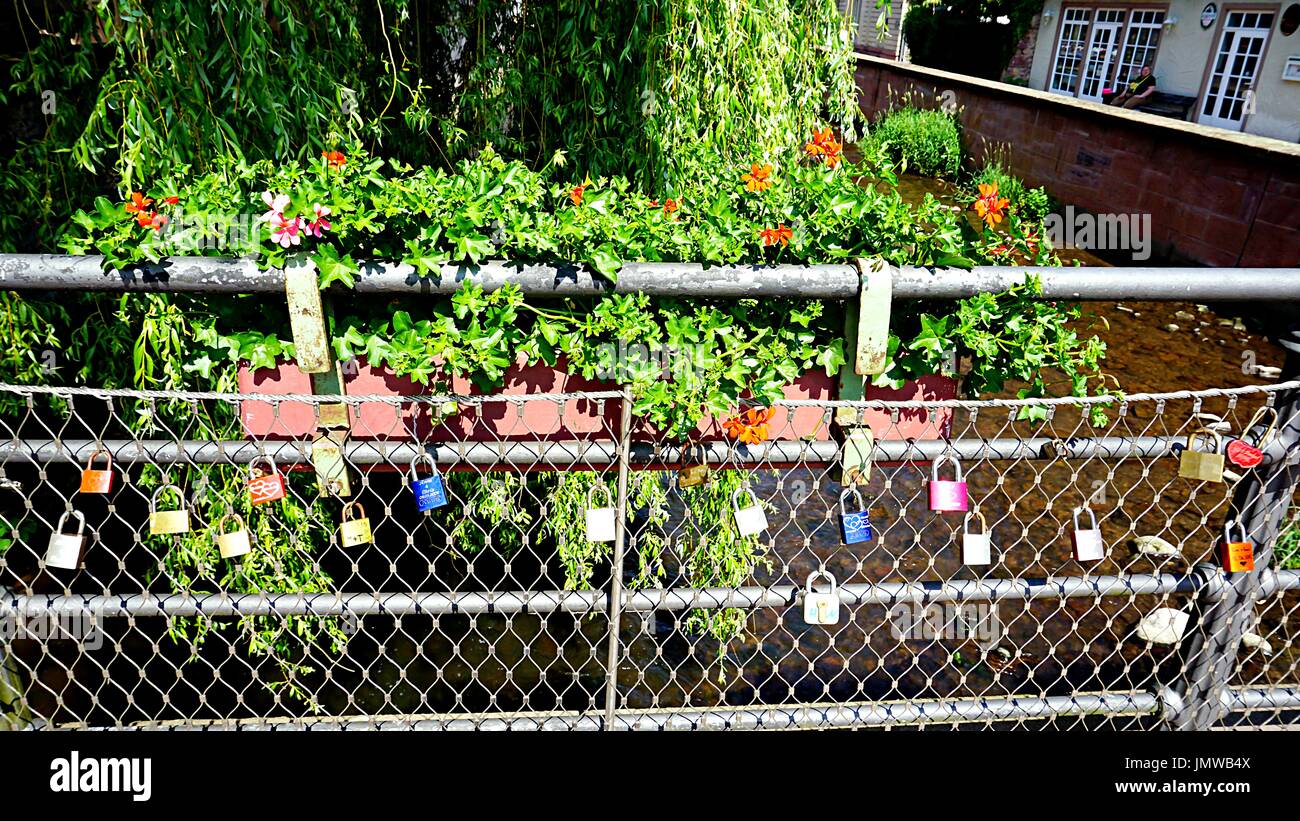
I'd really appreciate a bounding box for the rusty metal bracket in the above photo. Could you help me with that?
[285,259,331,374]
[854,258,893,376]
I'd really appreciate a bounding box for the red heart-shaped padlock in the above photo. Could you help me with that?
[1226,438,1264,469]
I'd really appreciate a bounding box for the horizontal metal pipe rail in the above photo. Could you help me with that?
[5,255,1300,300]
[7,570,1295,618]
[67,686,1294,730]
[0,434,1265,467]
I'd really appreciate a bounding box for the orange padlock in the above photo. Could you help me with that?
[247,455,286,505]
[1220,520,1254,574]
[79,449,114,494]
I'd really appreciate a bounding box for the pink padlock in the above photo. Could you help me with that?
[929,454,968,512]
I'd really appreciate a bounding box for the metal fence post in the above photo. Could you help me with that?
[602,392,636,730]
[1166,331,1300,729]
[0,587,33,730]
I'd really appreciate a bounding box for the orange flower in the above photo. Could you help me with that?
[723,407,776,445]
[135,211,167,231]
[322,150,346,170]
[760,224,792,247]
[804,127,843,168]
[124,192,153,215]
[972,182,1010,228]
[742,163,773,193]
[163,195,180,205]
[569,176,592,206]
[663,198,679,215]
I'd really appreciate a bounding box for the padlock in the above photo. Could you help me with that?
[311,431,351,498]
[838,488,872,545]
[802,570,841,625]
[1226,406,1276,469]
[149,485,191,535]
[1220,520,1254,573]
[677,443,711,489]
[408,452,448,512]
[732,486,769,537]
[1071,507,1106,562]
[585,484,617,543]
[928,454,968,512]
[339,502,372,547]
[247,455,286,505]
[1179,428,1225,483]
[962,509,992,566]
[214,512,252,559]
[45,510,86,570]
[79,449,115,494]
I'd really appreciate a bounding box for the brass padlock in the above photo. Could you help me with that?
[1179,428,1225,483]
[677,442,711,489]
[214,512,252,559]
[149,484,191,535]
[312,431,352,498]
[339,501,372,547]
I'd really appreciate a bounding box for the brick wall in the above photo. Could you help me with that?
[1002,14,1040,85]
[856,55,1300,267]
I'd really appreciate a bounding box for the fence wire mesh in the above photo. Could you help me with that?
[1,380,1298,730]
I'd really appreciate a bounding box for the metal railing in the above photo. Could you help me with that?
[1,258,1299,731]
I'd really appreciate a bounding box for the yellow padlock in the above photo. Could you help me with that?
[149,484,191,535]
[677,442,711,489]
[339,502,372,547]
[1179,428,1225,483]
[214,512,252,559]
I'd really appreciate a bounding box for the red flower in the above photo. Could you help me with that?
[125,192,153,215]
[163,196,180,206]
[760,224,792,247]
[569,176,592,206]
[723,407,776,445]
[742,163,773,193]
[322,150,346,170]
[973,182,1010,229]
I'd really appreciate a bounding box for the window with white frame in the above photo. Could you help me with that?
[1050,7,1094,94]
[1113,9,1166,88]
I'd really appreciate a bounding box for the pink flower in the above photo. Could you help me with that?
[270,213,304,248]
[307,203,332,238]
[260,191,290,223]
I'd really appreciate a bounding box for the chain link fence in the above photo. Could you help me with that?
[1,379,1298,730]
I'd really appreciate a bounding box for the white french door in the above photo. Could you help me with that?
[1079,10,1127,101]
[1199,11,1276,131]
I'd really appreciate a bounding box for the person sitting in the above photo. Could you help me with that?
[1108,66,1157,109]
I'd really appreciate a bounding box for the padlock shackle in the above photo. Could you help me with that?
[1243,405,1279,444]
[248,454,278,478]
[1072,506,1097,531]
[963,509,988,535]
[678,441,707,470]
[85,449,112,469]
[216,512,246,535]
[588,482,614,509]
[931,452,963,482]
[56,509,86,535]
[805,569,837,594]
[1224,518,1249,544]
[150,484,185,511]
[342,501,366,521]
[1186,427,1224,451]
[732,485,759,512]
[838,487,866,517]
[408,451,438,480]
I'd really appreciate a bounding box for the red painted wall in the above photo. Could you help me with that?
[856,55,1300,267]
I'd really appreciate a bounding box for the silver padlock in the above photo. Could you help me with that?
[215,512,252,559]
[732,485,768,537]
[585,484,617,543]
[1072,507,1106,562]
[802,570,841,625]
[45,510,86,570]
[962,509,992,566]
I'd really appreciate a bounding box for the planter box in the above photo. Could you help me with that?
[236,357,956,447]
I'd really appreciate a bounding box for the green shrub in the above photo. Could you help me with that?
[972,161,1053,222]
[867,107,962,179]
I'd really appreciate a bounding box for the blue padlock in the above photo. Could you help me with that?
[409,452,447,512]
[839,488,872,545]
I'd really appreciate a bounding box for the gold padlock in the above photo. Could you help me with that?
[677,442,711,489]
[311,431,352,498]
[1179,428,1225,483]
[214,512,252,559]
[149,484,191,535]
[339,501,372,547]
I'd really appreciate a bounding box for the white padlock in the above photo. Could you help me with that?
[45,510,86,570]
[962,509,992,566]
[802,570,841,625]
[215,512,252,559]
[732,486,768,537]
[585,484,617,543]
[1072,507,1106,562]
